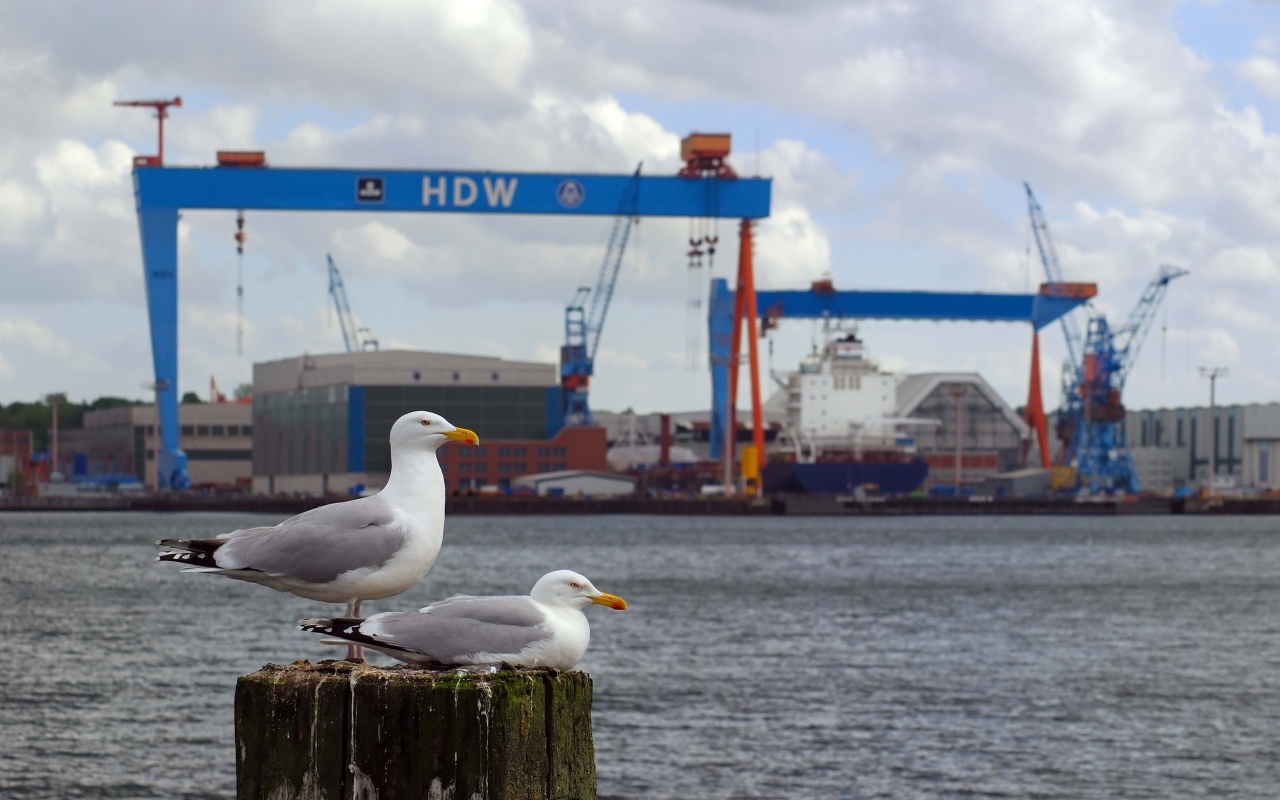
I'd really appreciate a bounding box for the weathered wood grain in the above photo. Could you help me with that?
[235,661,595,800]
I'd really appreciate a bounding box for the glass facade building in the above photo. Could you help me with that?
[254,384,562,477]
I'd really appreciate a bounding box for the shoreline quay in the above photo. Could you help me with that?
[0,493,1276,515]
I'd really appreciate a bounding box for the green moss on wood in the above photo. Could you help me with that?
[235,661,596,800]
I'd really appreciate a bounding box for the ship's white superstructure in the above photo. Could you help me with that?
[777,328,933,460]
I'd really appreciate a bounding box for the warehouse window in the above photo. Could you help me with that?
[211,425,225,436]
[227,425,239,436]
[181,425,194,436]
[197,426,210,436]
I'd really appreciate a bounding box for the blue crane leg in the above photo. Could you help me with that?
[707,279,735,461]
[137,206,189,490]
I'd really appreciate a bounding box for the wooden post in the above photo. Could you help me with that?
[236,660,596,800]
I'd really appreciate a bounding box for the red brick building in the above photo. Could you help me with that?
[438,426,607,492]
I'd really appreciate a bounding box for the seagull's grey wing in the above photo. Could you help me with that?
[368,598,550,663]
[276,493,385,526]
[420,595,547,627]
[215,498,406,584]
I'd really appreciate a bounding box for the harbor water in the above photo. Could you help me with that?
[2,512,1279,798]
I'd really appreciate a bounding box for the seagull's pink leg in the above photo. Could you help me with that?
[345,599,365,662]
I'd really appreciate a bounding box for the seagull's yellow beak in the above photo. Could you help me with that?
[590,592,628,611]
[443,427,479,445]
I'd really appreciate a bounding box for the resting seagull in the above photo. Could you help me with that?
[299,570,628,670]
[157,410,477,660]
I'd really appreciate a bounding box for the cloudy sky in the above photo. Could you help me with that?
[1,0,1277,416]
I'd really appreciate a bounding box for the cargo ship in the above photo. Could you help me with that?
[764,326,930,495]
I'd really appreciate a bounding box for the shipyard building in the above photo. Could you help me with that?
[895,373,1030,488]
[56,404,253,489]
[251,350,606,496]
[1108,402,1280,492]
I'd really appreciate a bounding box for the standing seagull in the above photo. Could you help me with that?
[299,570,628,670]
[157,410,477,660]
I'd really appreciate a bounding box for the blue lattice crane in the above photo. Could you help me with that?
[326,254,379,353]
[1073,264,1186,493]
[560,165,642,425]
[1025,184,1186,493]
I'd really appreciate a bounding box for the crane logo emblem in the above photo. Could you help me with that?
[356,177,384,203]
[556,179,585,209]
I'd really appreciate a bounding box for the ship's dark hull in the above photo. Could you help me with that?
[763,458,929,495]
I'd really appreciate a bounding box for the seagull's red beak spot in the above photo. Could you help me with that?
[443,427,479,445]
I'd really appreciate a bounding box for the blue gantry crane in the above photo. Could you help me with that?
[130,145,769,488]
[1024,183,1186,493]
[326,254,379,353]
[707,277,1095,461]
[560,165,642,425]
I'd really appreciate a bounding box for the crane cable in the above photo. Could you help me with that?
[234,210,246,356]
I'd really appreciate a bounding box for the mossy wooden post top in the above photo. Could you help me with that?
[236,660,597,800]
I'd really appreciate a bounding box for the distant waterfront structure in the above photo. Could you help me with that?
[0,428,33,489]
[895,373,1029,489]
[510,469,638,497]
[596,369,1029,492]
[57,404,252,490]
[251,350,606,496]
[1121,402,1280,492]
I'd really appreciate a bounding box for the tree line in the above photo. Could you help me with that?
[0,397,147,451]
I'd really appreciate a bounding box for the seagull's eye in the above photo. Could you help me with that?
[569,581,581,589]
[420,420,430,427]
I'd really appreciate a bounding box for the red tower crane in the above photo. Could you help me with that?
[113,96,182,166]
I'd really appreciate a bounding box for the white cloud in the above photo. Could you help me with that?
[755,206,831,288]
[0,180,46,244]
[1236,55,1280,100]
[0,0,1276,413]
[0,318,76,357]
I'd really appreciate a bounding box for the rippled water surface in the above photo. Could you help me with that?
[2,512,1280,798]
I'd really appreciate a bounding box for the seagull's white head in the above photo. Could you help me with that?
[531,569,628,611]
[390,410,479,453]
